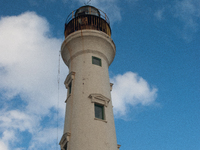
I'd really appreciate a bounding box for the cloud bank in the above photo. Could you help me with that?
[0,12,157,149]
[0,12,65,150]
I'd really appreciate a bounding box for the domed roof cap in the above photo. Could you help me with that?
[75,5,100,17]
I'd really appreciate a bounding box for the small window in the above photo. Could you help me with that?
[92,56,101,66]
[95,103,104,120]
[68,82,72,94]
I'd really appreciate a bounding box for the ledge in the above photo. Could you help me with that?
[94,118,107,123]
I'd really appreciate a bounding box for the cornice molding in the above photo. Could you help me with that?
[59,132,71,146]
[64,71,75,89]
[89,93,110,107]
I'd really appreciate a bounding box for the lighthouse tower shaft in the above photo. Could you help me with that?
[59,6,119,150]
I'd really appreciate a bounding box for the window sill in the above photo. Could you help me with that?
[94,118,107,123]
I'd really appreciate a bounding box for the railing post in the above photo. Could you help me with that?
[72,11,74,19]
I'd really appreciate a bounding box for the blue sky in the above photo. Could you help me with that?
[0,0,199,150]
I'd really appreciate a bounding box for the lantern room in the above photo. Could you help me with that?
[64,5,111,37]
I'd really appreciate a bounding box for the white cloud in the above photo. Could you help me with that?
[28,127,62,150]
[0,140,9,150]
[0,11,66,115]
[0,110,38,134]
[154,8,165,21]
[0,12,66,149]
[153,0,199,41]
[111,72,158,118]
[0,109,62,150]
[0,130,16,150]
[174,0,200,26]
[173,0,200,41]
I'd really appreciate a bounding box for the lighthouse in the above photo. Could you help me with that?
[59,5,120,150]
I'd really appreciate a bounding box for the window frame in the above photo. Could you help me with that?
[68,82,72,95]
[92,56,102,66]
[94,103,105,120]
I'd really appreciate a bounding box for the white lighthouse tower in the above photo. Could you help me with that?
[59,5,120,150]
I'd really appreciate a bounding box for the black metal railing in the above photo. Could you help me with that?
[64,7,111,37]
[65,8,110,25]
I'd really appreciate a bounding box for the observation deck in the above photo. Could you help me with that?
[64,5,111,37]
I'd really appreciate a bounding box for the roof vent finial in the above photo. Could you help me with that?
[84,0,91,5]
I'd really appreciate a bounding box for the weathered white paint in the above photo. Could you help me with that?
[60,29,118,150]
